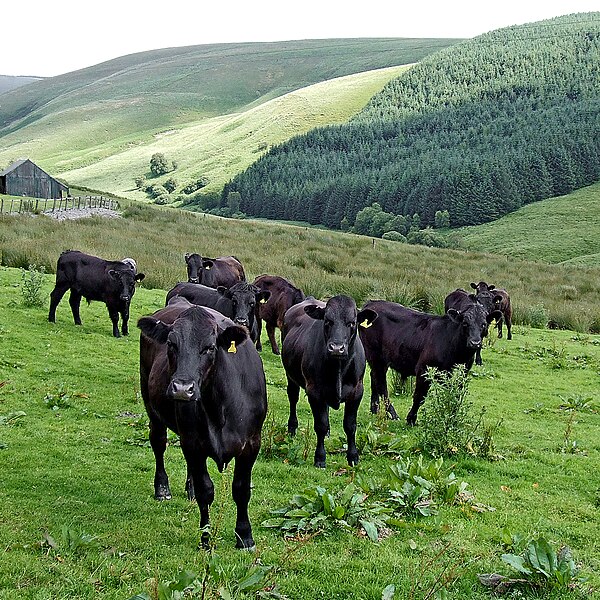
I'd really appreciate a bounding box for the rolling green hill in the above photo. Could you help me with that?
[0,38,458,180]
[226,13,600,229]
[57,65,409,199]
[448,182,600,266]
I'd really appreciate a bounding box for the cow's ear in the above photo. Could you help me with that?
[257,290,271,304]
[493,294,503,304]
[446,308,463,323]
[217,286,230,297]
[184,253,191,263]
[488,285,496,290]
[217,325,247,353]
[136,272,145,282]
[487,310,503,324]
[304,305,325,320]
[357,308,378,329]
[137,317,171,344]
[202,259,214,271]
[470,282,477,290]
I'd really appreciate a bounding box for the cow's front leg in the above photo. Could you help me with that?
[120,304,130,336]
[48,283,69,323]
[343,387,362,466]
[149,419,171,501]
[232,445,259,549]
[182,451,214,549]
[308,394,329,468]
[406,372,429,426]
[107,306,121,337]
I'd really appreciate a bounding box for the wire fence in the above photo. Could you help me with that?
[0,196,119,214]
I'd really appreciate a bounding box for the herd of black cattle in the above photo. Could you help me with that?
[47,249,513,549]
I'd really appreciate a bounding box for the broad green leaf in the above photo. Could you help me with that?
[501,553,532,575]
[360,519,379,542]
[261,518,285,528]
[127,595,150,600]
[333,506,345,519]
[237,566,269,590]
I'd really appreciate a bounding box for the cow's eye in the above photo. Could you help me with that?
[204,345,216,355]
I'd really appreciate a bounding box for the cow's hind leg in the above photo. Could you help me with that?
[48,283,69,322]
[232,445,259,549]
[68,290,83,325]
[506,314,512,340]
[149,419,171,501]
[286,377,300,435]
[266,323,280,355]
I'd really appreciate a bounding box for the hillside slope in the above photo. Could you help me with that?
[0,75,42,94]
[0,39,457,176]
[226,13,600,229]
[449,182,600,266]
[58,66,409,199]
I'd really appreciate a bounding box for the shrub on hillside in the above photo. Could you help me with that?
[149,153,175,177]
[382,231,407,242]
[163,178,177,193]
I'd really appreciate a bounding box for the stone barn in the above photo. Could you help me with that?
[0,159,69,199]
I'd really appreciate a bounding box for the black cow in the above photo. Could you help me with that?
[444,289,499,366]
[252,274,305,355]
[281,295,377,468]
[48,250,145,337]
[471,281,513,340]
[360,299,501,425]
[138,297,267,549]
[165,281,270,343]
[185,253,246,288]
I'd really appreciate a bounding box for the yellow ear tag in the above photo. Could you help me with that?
[205,265,211,270]
[260,298,268,304]
[490,319,497,328]
[360,319,372,329]
[228,341,237,353]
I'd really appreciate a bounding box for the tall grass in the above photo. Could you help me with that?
[0,204,598,332]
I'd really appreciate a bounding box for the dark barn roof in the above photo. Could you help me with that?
[0,158,68,199]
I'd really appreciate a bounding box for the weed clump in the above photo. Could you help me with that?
[415,366,502,459]
[20,264,46,307]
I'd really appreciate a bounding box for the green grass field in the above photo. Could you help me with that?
[0,262,598,599]
[447,183,600,267]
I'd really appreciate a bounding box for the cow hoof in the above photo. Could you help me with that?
[370,402,380,415]
[386,405,399,420]
[406,416,417,427]
[507,334,512,340]
[273,349,281,356]
[155,485,172,501]
[347,456,359,467]
[287,426,297,436]
[314,460,326,469]
[236,540,256,551]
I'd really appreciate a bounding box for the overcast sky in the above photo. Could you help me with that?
[2,1,599,77]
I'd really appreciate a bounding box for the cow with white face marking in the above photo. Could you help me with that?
[48,250,145,337]
[281,295,377,468]
[138,298,267,549]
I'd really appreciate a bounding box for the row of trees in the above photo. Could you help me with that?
[222,14,600,230]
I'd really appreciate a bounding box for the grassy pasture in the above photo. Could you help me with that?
[0,261,599,599]
[0,204,599,333]
[448,183,600,267]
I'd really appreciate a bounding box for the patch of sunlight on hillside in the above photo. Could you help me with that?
[59,65,409,198]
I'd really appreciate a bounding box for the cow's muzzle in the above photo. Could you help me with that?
[467,340,482,350]
[327,342,347,357]
[167,379,198,402]
[189,277,200,284]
